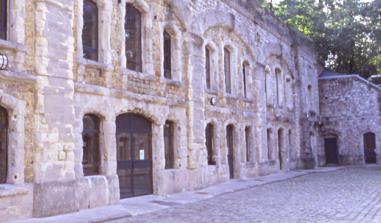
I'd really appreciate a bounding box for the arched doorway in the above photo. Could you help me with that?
[324,136,339,165]
[226,124,234,179]
[0,106,8,183]
[116,113,153,198]
[364,132,377,164]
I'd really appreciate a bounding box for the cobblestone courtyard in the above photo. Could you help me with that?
[116,166,381,223]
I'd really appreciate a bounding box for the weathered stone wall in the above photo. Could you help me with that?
[0,0,321,219]
[319,75,381,165]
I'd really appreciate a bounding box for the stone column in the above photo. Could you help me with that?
[33,0,79,217]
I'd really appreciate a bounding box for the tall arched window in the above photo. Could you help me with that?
[125,3,142,72]
[163,30,172,79]
[205,46,212,89]
[0,0,7,40]
[265,68,272,105]
[224,47,232,94]
[164,120,175,169]
[205,123,215,165]
[243,62,249,98]
[275,68,282,107]
[82,114,100,176]
[82,0,98,61]
[0,106,8,183]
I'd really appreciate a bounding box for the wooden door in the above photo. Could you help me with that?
[324,138,338,164]
[116,114,152,198]
[226,125,234,179]
[0,106,7,183]
[364,132,377,164]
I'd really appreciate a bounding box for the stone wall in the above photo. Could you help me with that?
[0,0,321,219]
[319,74,381,165]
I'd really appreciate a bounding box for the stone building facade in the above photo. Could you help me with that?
[319,72,381,166]
[0,0,321,221]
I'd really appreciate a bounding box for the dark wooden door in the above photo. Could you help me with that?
[0,106,7,183]
[116,114,152,198]
[226,125,234,179]
[278,129,284,170]
[324,138,338,164]
[364,132,377,164]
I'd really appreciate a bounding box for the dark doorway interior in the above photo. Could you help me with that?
[226,125,234,179]
[116,113,153,198]
[278,129,284,170]
[324,137,339,165]
[364,132,377,164]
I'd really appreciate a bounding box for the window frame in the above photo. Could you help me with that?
[224,47,232,94]
[163,30,172,79]
[125,2,143,72]
[205,46,212,90]
[82,0,99,61]
[0,0,7,40]
[242,61,250,99]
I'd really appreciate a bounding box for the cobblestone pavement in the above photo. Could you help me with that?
[116,166,381,223]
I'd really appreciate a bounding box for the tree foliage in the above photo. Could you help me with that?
[262,0,381,77]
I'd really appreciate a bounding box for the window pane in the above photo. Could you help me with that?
[205,47,211,89]
[0,106,7,183]
[164,121,175,169]
[0,0,7,40]
[82,0,98,61]
[205,123,215,165]
[125,3,142,72]
[224,48,231,93]
[82,114,100,176]
[243,63,248,98]
[163,31,172,79]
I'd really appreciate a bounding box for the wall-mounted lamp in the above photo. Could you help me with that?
[210,97,217,106]
[0,54,8,70]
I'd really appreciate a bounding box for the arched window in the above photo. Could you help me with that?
[163,30,172,79]
[0,0,6,40]
[205,46,211,89]
[205,123,215,165]
[125,3,142,72]
[243,62,249,98]
[0,106,8,183]
[164,120,175,169]
[224,47,232,94]
[82,0,98,61]
[265,68,272,105]
[275,68,282,107]
[82,114,100,176]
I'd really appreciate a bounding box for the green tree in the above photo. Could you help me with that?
[262,0,381,77]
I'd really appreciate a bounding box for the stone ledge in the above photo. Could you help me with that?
[0,184,32,198]
[0,39,26,53]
